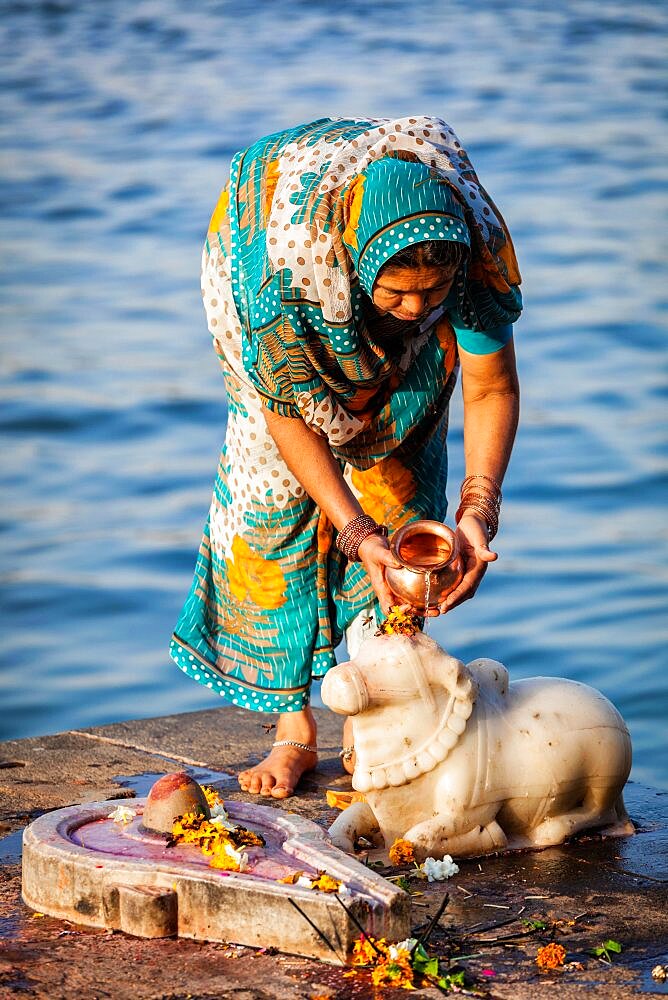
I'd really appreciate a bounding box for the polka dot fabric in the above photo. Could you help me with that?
[172,238,457,710]
[208,116,522,441]
[170,116,522,713]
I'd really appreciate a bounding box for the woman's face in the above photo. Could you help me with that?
[371,264,458,322]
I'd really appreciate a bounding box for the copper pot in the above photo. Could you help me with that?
[385,520,463,612]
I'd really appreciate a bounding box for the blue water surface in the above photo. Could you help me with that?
[0,0,666,788]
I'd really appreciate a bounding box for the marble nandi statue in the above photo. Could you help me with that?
[321,632,633,860]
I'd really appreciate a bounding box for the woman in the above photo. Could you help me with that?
[170,116,522,799]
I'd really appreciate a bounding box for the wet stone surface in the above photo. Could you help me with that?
[0,708,667,998]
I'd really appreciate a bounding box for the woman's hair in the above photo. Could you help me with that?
[380,239,469,275]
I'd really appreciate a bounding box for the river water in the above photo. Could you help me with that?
[1,1,666,788]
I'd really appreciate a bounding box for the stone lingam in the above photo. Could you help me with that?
[21,772,410,960]
[321,631,634,861]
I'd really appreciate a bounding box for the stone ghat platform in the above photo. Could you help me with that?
[1,705,667,999]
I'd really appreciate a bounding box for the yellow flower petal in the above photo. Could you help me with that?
[325,790,367,811]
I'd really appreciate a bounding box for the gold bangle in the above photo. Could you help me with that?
[456,501,499,541]
[459,490,501,511]
[461,474,502,498]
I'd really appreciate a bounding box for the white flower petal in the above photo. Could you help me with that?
[209,814,235,830]
[422,855,459,881]
[108,805,136,824]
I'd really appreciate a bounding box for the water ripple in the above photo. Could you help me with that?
[0,0,666,788]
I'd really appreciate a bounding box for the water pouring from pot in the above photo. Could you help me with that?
[385,520,464,614]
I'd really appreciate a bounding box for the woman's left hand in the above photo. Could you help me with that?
[426,512,498,616]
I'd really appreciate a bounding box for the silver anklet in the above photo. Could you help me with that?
[339,745,355,762]
[272,740,318,753]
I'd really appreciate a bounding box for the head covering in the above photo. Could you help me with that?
[341,157,470,294]
[214,116,521,458]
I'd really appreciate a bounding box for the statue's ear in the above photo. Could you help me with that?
[415,636,477,728]
[447,659,476,726]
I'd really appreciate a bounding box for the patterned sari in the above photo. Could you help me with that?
[170,116,521,713]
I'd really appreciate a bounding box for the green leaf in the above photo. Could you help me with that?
[436,970,466,989]
[414,955,439,977]
[591,939,622,962]
[395,876,411,892]
[522,918,548,931]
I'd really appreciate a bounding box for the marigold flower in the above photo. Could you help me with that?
[536,942,567,970]
[277,871,304,885]
[325,789,366,810]
[351,934,388,967]
[371,952,415,990]
[169,804,261,872]
[210,841,249,872]
[349,934,425,989]
[377,607,422,637]
[389,838,416,866]
[201,785,226,810]
[310,873,342,893]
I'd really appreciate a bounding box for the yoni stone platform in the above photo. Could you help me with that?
[21,790,409,962]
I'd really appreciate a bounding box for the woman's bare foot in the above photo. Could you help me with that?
[341,717,356,775]
[238,706,317,799]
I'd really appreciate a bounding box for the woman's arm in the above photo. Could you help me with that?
[436,337,520,614]
[263,408,401,611]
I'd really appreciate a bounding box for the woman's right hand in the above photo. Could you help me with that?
[262,409,408,613]
[357,533,405,613]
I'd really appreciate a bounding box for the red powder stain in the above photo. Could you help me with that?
[148,772,191,801]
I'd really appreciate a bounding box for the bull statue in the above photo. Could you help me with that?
[321,632,633,860]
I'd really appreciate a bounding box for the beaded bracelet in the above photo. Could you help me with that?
[336,513,387,562]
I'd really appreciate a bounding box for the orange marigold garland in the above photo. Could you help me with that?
[344,934,465,993]
[371,950,415,990]
[348,934,465,992]
[277,871,303,885]
[536,942,567,970]
[167,786,264,872]
[310,872,343,893]
[350,936,415,990]
[276,870,345,893]
[325,789,367,810]
[377,606,422,637]
[388,838,416,866]
[351,934,384,967]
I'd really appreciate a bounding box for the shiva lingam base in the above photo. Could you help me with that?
[21,773,409,962]
[322,632,634,861]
